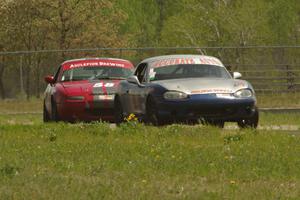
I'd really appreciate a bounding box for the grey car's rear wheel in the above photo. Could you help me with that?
[237,107,259,129]
[114,97,124,125]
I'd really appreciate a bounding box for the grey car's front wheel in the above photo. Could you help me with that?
[237,107,259,129]
[146,97,160,126]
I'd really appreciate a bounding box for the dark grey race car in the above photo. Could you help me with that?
[114,55,259,128]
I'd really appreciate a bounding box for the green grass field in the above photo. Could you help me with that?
[258,93,300,108]
[0,98,42,114]
[1,122,300,199]
[0,99,300,199]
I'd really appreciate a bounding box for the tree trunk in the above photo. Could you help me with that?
[59,0,67,60]
[35,54,42,98]
[0,57,5,99]
[156,0,165,43]
[25,55,32,100]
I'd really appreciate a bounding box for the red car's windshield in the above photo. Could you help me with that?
[60,66,133,82]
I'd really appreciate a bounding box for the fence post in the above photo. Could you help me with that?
[286,65,295,91]
[19,55,25,96]
[119,49,123,58]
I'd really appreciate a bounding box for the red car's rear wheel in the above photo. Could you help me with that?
[43,102,51,122]
[51,100,60,122]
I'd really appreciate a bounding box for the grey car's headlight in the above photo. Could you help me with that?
[163,91,188,100]
[234,89,253,98]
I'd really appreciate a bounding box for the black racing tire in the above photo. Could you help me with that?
[185,119,200,125]
[237,107,259,129]
[146,97,160,126]
[43,102,51,122]
[114,97,124,125]
[51,100,60,122]
[205,119,225,128]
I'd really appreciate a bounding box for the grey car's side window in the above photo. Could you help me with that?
[135,63,148,83]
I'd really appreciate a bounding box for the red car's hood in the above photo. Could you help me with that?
[61,80,121,96]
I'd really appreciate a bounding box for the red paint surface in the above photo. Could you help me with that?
[46,58,134,122]
[62,58,134,71]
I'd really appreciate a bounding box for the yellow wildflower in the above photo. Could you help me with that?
[125,113,138,122]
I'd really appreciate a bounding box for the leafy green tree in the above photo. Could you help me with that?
[267,0,299,45]
[0,0,129,98]
[117,0,159,47]
[37,0,128,59]
[0,0,300,99]
[265,0,300,66]
[1,0,51,99]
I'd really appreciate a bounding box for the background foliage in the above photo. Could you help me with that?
[0,0,299,99]
[1,0,299,52]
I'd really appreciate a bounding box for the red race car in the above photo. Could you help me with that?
[43,58,134,122]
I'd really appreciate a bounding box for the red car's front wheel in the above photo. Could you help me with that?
[114,97,124,125]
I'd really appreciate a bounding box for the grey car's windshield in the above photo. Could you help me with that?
[150,64,231,81]
[60,66,132,82]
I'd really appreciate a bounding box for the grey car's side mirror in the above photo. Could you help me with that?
[127,75,141,85]
[233,72,242,79]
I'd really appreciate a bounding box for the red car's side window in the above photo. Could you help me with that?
[53,66,62,83]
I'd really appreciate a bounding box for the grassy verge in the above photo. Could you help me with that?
[258,112,300,126]
[0,99,299,199]
[0,122,300,199]
[257,93,300,108]
[0,98,42,113]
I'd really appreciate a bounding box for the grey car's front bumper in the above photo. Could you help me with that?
[154,94,257,121]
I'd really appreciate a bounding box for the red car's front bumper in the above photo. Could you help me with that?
[56,98,114,122]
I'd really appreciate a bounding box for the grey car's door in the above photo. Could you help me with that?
[126,63,148,114]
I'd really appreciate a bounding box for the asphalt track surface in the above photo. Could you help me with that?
[2,109,300,132]
[225,125,299,131]
[3,107,300,115]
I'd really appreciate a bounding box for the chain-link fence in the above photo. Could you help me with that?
[0,46,299,99]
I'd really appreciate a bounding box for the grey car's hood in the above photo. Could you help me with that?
[153,78,250,94]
